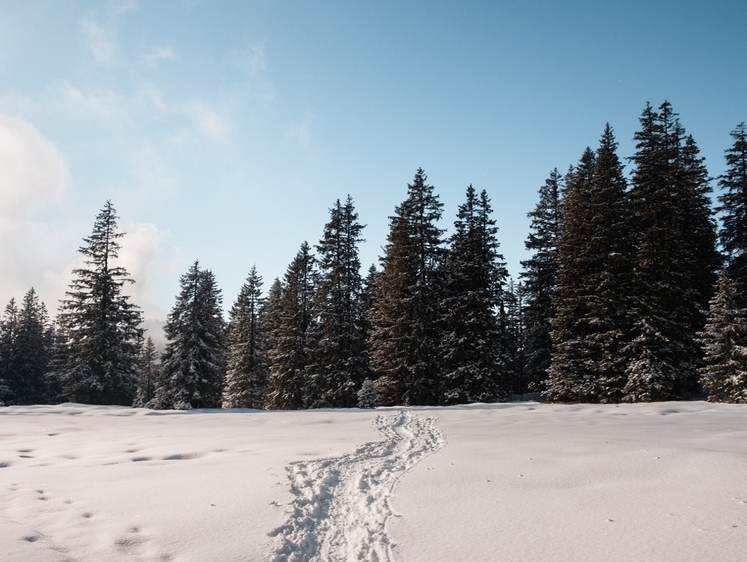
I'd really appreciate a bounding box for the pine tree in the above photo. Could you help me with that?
[222,266,270,409]
[546,126,634,403]
[2,289,54,404]
[266,243,317,410]
[697,272,747,403]
[520,169,562,392]
[308,196,367,408]
[156,261,224,409]
[357,378,378,408]
[504,279,527,395]
[56,201,143,405]
[0,299,19,405]
[624,102,719,401]
[718,123,747,297]
[367,168,445,406]
[133,337,158,407]
[439,185,508,404]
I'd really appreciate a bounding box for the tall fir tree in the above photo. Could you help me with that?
[717,122,747,297]
[624,102,719,401]
[156,261,224,409]
[504,279,527,394]
[439,185,509,404]
[222,266,270,409]
[546,126,634,403]
[697,272,747,403]
[308,196,368,408]
[133,336,158,407]
[520,169,562,392]
[367,169,445,406]
[56,201,143,405]
[1,289,54,404]
[0,299,19,405]
[266,243,317,410]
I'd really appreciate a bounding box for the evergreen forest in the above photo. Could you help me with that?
[2,101,747,408]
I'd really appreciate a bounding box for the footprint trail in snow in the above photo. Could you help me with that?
[267,409,446,562]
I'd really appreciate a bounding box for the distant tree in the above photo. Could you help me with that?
[367,168,445,406]
[439,185,509,404]
[308,196,368,408]
[520,169,562,392]
[222,266,270,409]
[156,261,224,409]
[546,126,633,403]
[266,243,317,410]
[133,336,158,407]
[0,299,18,405]
[55,201,143,405]
[504,278,527,395]
[624,102,719,401]
[698,272,747,403]
[1,289,54,404]
[718,122,747,297]
[357,378,378,409]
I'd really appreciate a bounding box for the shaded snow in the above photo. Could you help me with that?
[0,402,746,561]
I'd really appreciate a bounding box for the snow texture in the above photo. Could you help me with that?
[267,410,446,562]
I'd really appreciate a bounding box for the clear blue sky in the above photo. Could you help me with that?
[1,0,745,330]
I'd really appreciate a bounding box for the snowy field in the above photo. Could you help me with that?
[1,402,745,562]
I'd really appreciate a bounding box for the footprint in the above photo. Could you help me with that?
[162,453,200,461]
[131,457,151,462]
[82,512,93,519]
[0,462,11,468]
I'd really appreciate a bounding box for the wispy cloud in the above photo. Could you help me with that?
[144,46,178,67]
[80,15,115,64]
[181,101,230,142]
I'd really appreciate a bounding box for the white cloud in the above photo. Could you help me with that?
[181,101,229,142]
[80,15,116,64]
[109,0,139,15]
[144,46,178,67]
[0,114,73,310]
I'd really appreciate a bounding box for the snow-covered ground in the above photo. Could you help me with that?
[1,402,745,562]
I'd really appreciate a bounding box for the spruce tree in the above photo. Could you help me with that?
[520,169,561,392]
[504,279,527,395]
[546,126,633,403]
[624,102,719,401]
[56,201,143,405]
[133,336,158,407]
[309,196,367,408]
[439,185,508,404]
[697,272,747,403]
[2,289,54,404]
[0,299,19,405]
[156,261,224,409]
[222,266,269,409]
[367,168,445,406]
[717,123,747,297]
[266,243,317,410]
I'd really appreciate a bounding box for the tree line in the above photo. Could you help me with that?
[1,101,746,408]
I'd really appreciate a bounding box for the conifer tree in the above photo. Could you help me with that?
[0,299,18,405]
[504,279,527,394]
[308,196,367,408]
[624,102,719,401]
[520,169,561,392]
[439,185,508,404]
[717,123,747,296]
[1,289,54,404]
[266,243,317,409]
[697,272,747,403]
[222,266,269,409]
[133,336,158,407]
[367,168,445,406]
[156,261,224,409]
[56,201,143,405]
[546,126,634,403]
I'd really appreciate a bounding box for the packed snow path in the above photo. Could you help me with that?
[267,409,446,562]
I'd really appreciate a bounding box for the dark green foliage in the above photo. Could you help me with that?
[520,169,562,392]
[133,336,158,407]
[266,243,317,410]
[156,261,224,409]
[698,272,747,403]
[439,185,509,404]
[718,123,747,297]
[0,289,54,405]
[504,279,527,394]
[308,196,368,408]
[56,201,143,406]
[367,169,445,406]
[222,266,270,409]
[624,102,720,401]
[546,126,634,403]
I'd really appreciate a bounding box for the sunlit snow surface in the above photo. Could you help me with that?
[1,402,746,561]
